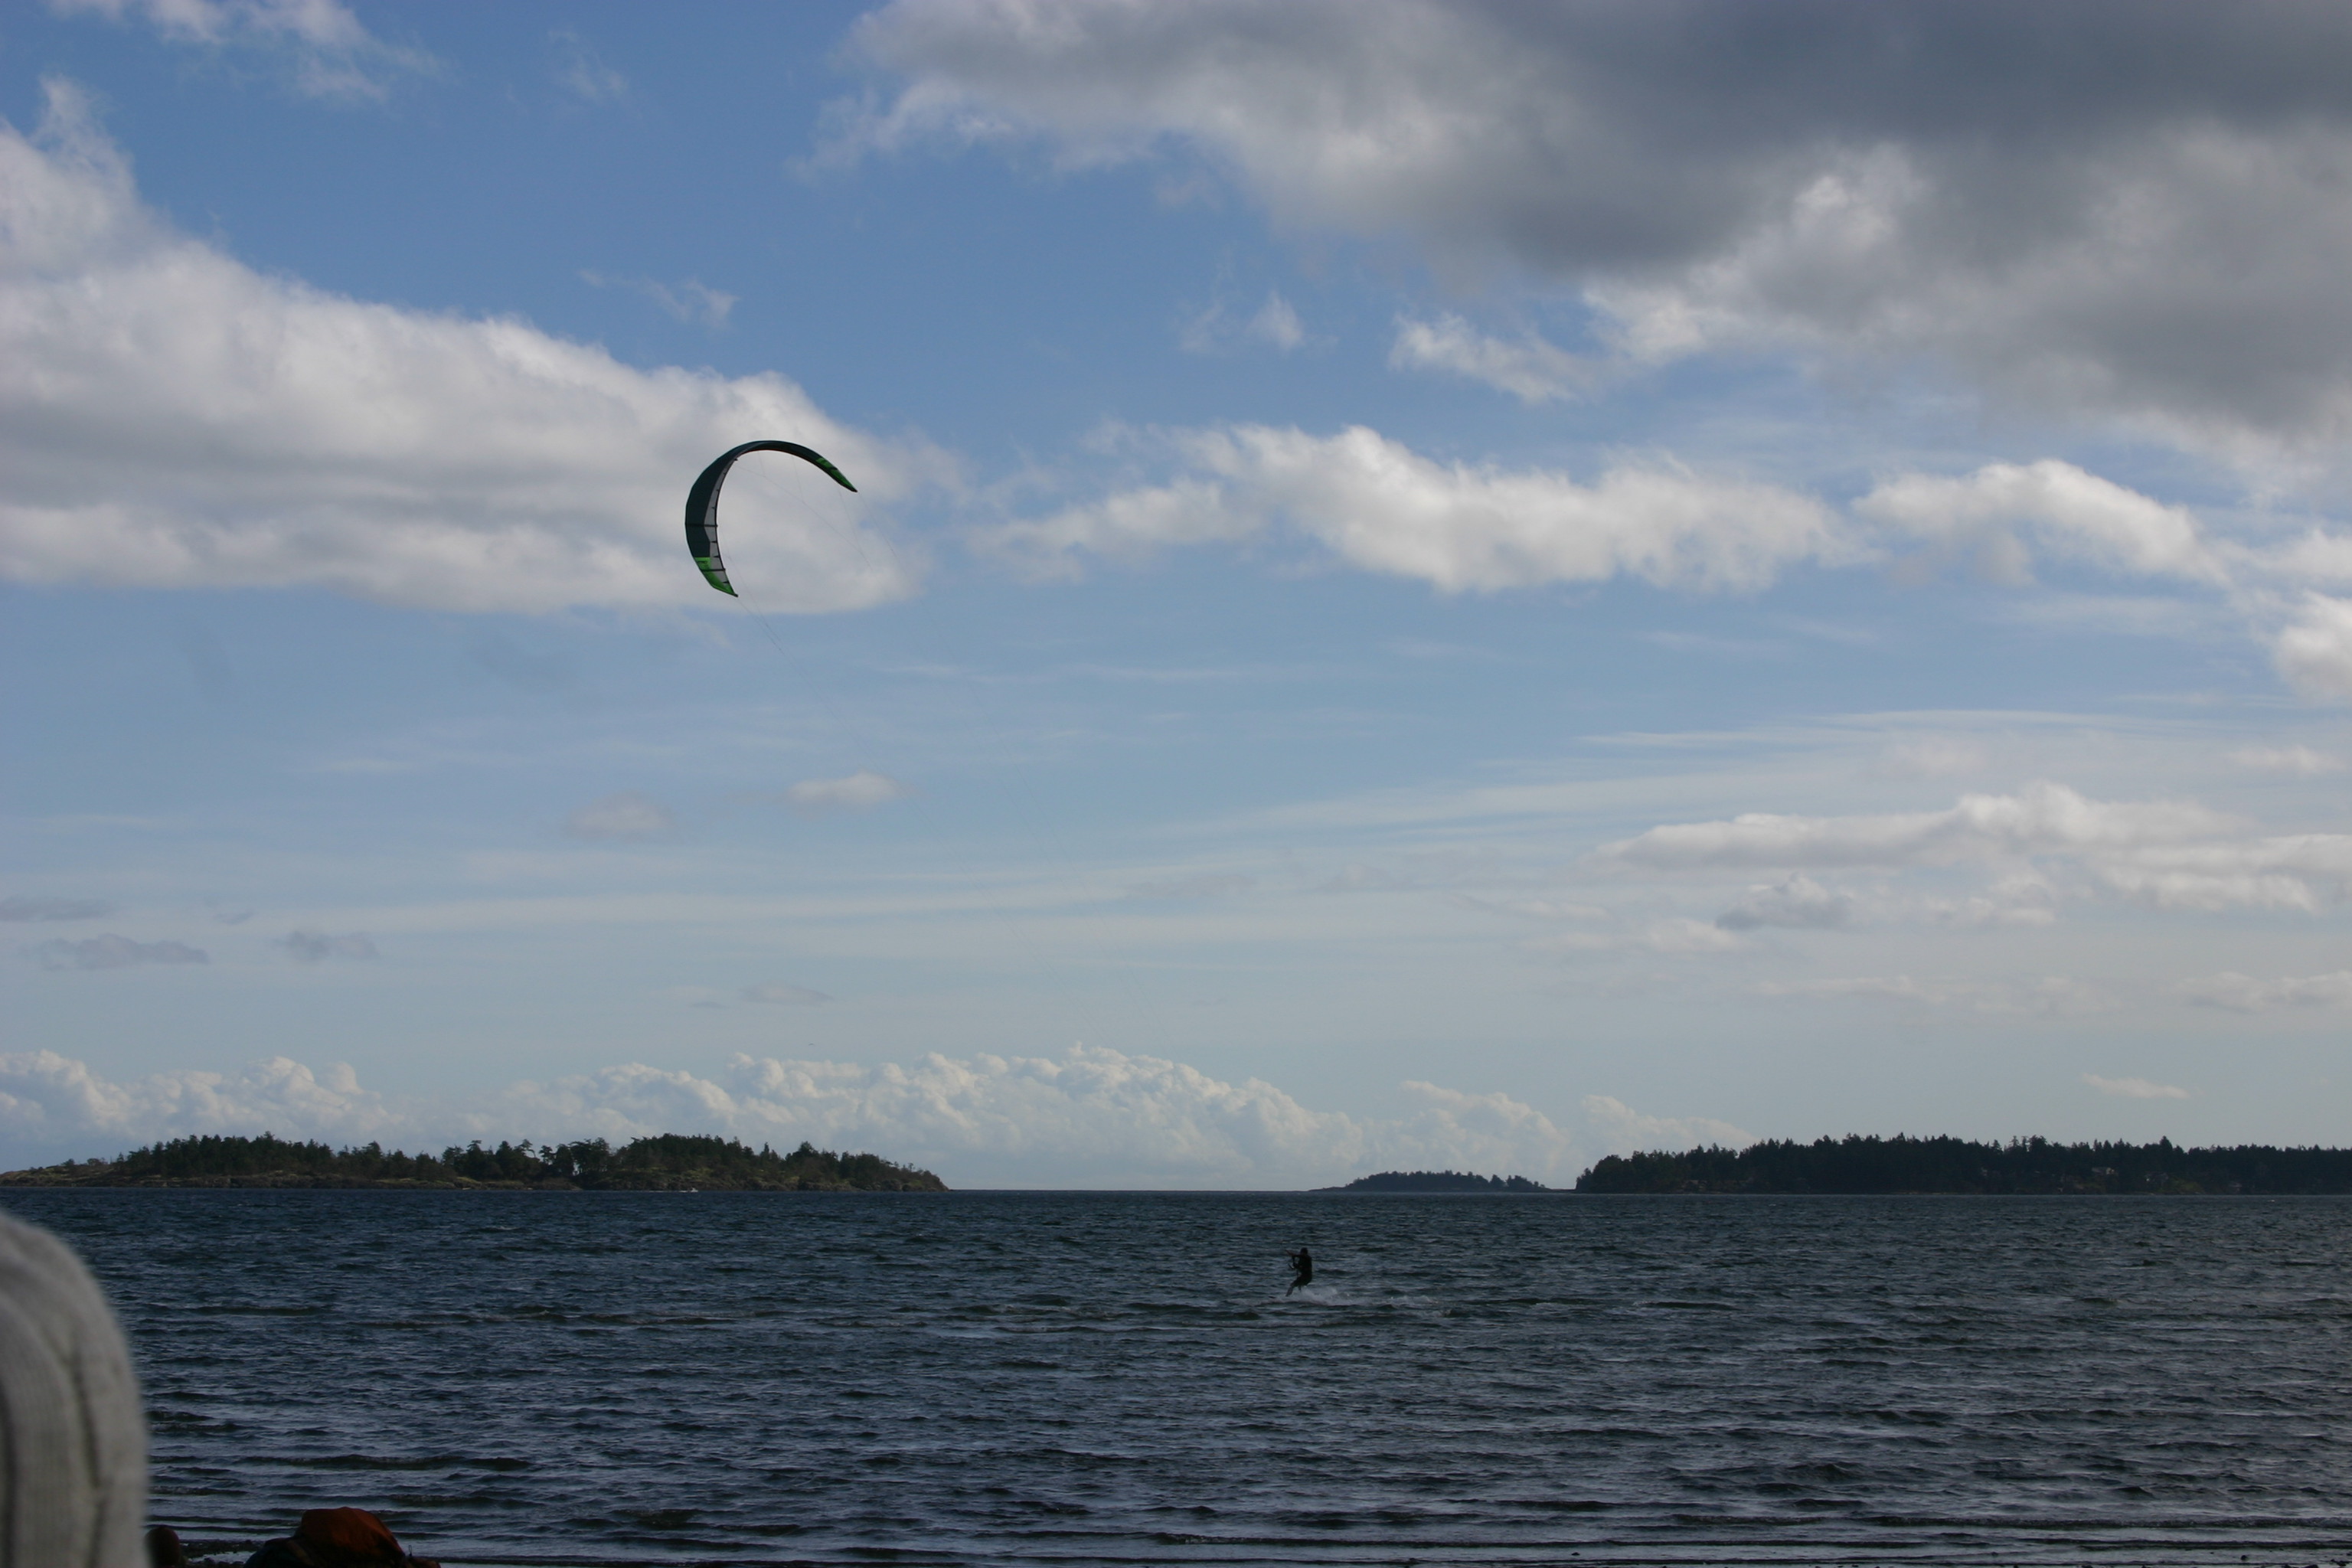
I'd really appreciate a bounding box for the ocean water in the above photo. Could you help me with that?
[11,1190,2352,1567]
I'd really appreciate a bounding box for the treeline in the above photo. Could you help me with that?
[1325,1170,1552,1193]
[1576,1135,2352,1194]
[2,1132,946,1191]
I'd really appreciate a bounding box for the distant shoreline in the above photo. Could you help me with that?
[1576,1135,2352,1195]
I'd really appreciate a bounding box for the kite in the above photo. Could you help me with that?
[684,440,858,596]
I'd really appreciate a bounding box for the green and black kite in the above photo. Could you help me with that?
[683,440,858,596]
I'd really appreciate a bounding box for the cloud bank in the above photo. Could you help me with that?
[848,0,2352,457]
[0,82,927,614]
[1602,780,2352,915]
[0,1045,1733,1186]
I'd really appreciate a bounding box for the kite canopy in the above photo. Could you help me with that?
[684,440,858,597]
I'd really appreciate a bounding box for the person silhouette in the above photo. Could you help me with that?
[1285,1246,1314,1294]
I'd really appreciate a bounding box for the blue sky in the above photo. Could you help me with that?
[5,0,2351,1185]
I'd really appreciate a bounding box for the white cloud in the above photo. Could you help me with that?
[1714,874,1850,931]
[1606,780,2352,916]
[1389,315,1589,402]
[0,1044,1668,1187]
[0,83,927,614]
[2228,744,2343,776]
[31,934,207,970]
[2082,1073,2191,1101]
[1245,292,1303,352]
[842,1,2352,458]
[1857,461,2224,586]
[1604,781,2229,872]
[1873,737,1988,780]
[1179,288,1308,355]
[783,770,912,815]
[1760,974,2113,1018]
[2176,970,2352,1013]
[2272,595,2352,700]
[986,423,1847,592]
[742,984,831,1006]
[579,270,736,330]
[551,28,628,104]
[276,929,377,963]
[1579,1095,1752,1156]
[0,1050,394,1155]
[1540,916,1749,957]
[48,0,436,103]
[563,791,675,841]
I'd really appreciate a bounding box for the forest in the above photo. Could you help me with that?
[1574,1135,2352,1194]
[0,1132,948,1191]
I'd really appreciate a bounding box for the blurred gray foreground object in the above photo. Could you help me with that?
[0,1208,148,1567]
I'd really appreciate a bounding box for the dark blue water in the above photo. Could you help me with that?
[11,1191,2352,1567]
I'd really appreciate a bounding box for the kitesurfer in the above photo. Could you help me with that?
[1285,1246,1314,1294]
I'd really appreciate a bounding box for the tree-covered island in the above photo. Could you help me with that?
[1576,1135,2352,1194]
[0,1132,947,1191]
[1319,1170,1551,1192]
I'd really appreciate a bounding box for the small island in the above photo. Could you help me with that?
[1317,1169,1551,1193]
[0,1132,947,1192]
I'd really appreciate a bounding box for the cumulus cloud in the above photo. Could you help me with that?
[276,929,377,964]
[0,895,112,922]
[540,1053,1589,1187]
[1857,460,2224,586]
[783,770,913,815]
[31,934,207,970]
[1580,1094,1753,1156]
[2272,595,2352,699]
[564,791,676,841]
[0,1044,1692,1187]
[0,1050,394,1158]
[0,83,926,614]
[2175,970,2352,1013]
[1389,315,1591,403]
[1847,466,2352,699]
[845,0,2352,456]
[2082,1073,2191,1101]
[49,0,436,102]
[985,423,1847,592]
[1714,875,1851,931]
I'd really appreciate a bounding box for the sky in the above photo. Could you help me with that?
[5,0,2351,1187]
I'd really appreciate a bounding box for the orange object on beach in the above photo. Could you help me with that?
[299,1509,404,1561]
